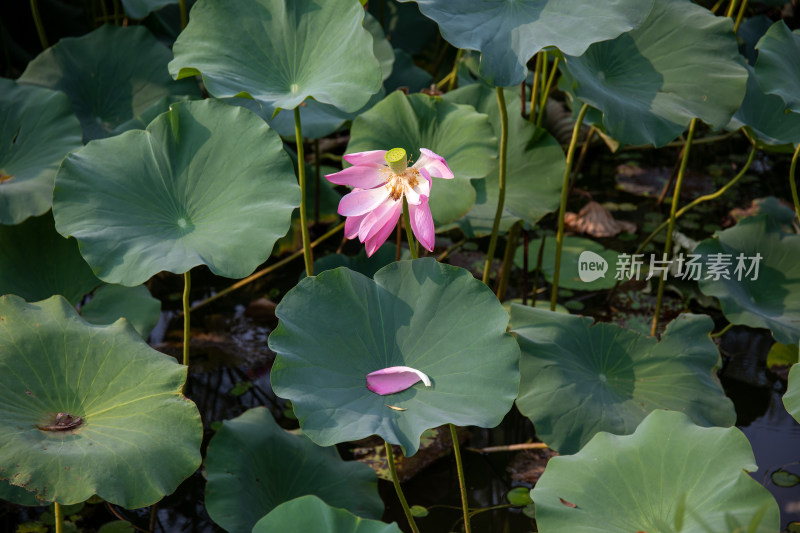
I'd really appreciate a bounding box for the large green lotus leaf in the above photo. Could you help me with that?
[384,49,433,94]
[204,407,382,533]
[0,295,202,507]
[169,0,381,113]
[561,0,747,147]
[397,0,654,87]
[347,91,496,226]
[0,213,98,305]
[122,0,177,18]
[0,79,81,224]
[19,25,199,142]
[730,64,800,149]
[253,496,401,533]
[0,480,42,506]
[784,363,800,424]
[755,21,800,113]
[233,13,393,140]
[53,99,300,286]
[510,307,736,454]
[269,259,520,456]
[532,410,779,532]
[81,284,161,339]
[444,84,564,236]
[513,235,619,291]
[695,215,800,345]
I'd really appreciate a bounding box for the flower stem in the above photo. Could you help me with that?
[30,0,48,49]
[482,87,509,285]
[182,270,191,367]
[450,424,472,533]
[54,502,63,533]
[790,142,800,224]
[385,441,420,533]
[651,118,697,337]
[179,0,188,29]
[551,103,590,311]
[294,106,314,276]
[403,197,419,259]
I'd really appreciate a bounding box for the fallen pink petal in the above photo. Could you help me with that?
[366,366,432,396]
[325,147,453,256]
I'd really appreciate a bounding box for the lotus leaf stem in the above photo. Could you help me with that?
[734,0,749,33]
[54,502,63,533]
[551,103,590,311]
[636,142,757,256]
[385,441,420,533]
[437,238,466,262]
[314,139,321,225]
[529,53,543,123]
[187,221,344,312]
[294,106,314,277]
[536,56,560,127]
[183,270,191,367]
[30,0,48,49]
[450,423,472,533]
[403,197,419,259]
[791,142,800,224]
[725,0,739,18]
[447,49,464,92]
[496,220,522,300]
[179,0,187,29]
[651,118,698,337]
[482,87,509,285]
[711,322,734,338]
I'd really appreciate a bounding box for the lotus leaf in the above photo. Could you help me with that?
[0,213,98,305]
[80,284,161,339]
[755,21,800,114]
[252,496,401,533]
[695,214,800,345]
[169,0,382,112]
[398,0,654,87]
[347,91,496,226]
[0,79,81,225]
[532,409,779,532]
[204,407,382,533]
[269,258,520,455]
[729,65,800,149]
[783,363,800,424]
[444,84,564,236]
[19,25,199,142]
[511,307,736,454]
[561,0,747,147]
[53,99,300,286]
[122,0,177,18]
[0,295,202,507]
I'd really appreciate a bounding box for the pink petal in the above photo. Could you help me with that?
[366,366,431,395]
[364,202,403,257]
[343,150,388,167]
[414,148,453,180]
[409,196,435,252]
[338,187,391,217]
[358,198,402,243]
[326,165,387,189]
[344,211,367,239]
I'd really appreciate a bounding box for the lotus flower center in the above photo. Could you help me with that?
[383,148,420,201]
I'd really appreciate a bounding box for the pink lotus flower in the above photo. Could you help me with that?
[366,366,431,396]
[326,148,453,256]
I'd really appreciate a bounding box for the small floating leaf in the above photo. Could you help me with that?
[771,469,800,487]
